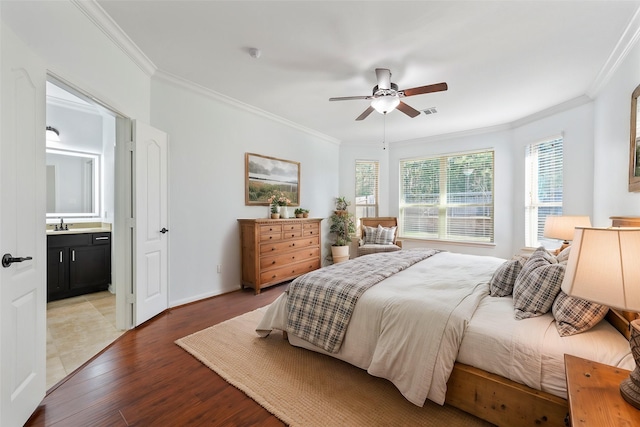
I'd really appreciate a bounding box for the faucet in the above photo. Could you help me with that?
[55,218,68,231]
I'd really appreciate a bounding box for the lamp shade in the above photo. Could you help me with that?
[371,95,400,114]
[561,227,640,311]
[543,215,592,241]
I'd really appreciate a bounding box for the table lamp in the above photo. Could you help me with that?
[561,227,640,409]
[543,215,592,254]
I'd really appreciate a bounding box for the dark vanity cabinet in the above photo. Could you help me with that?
[47,232,111,301]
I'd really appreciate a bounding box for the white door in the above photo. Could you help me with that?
[133,121,169,326]
[0,27,47,426]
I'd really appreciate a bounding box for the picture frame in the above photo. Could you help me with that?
[245,153,300,206]
[629,84,640,192]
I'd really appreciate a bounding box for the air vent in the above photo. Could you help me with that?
[422,107,438,115]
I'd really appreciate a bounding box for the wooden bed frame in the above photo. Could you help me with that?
[444,309,635,427]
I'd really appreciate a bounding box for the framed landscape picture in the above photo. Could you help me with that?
[245,153,300,206]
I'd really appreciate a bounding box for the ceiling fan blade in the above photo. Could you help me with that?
[375,68,392,90]
[401,82,448,97]
[397,101,421,118]
[329,95,372,101]
[355,106,375,121]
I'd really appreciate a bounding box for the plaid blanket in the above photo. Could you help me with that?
[285,249,439,353]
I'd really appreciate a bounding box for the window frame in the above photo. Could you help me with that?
[355,160,379,225]
[524,136,564,247]
[399,149,495,244]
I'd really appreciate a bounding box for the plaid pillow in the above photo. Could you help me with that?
[363,226,378,244]
[489,259,523,297]
[552,291,609,337]
[374,225,396,245]
[513,247,564,320]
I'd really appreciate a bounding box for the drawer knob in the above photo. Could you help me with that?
[272,260,276,264]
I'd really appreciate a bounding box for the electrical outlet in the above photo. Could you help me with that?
[217,265,221,274]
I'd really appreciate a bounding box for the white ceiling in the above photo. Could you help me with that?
[96,1,640,145]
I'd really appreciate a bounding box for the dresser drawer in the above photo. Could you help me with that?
[260,231,282,242]
[282,223,302,233]
[260,247,320,270]
[303,222,320,237]
[260,258,321,284]
[260,224,282,234]
[260,236,319,255]
[281,229,303,239]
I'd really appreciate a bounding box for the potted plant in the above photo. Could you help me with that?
[270,201,280,219]
[329,197,356,263]
[268,191,290,219]
[302,209,310,218]
[295,208,304,218]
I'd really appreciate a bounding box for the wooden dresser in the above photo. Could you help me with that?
[238,218,322,294]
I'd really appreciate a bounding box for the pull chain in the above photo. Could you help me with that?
[382,113,387,150]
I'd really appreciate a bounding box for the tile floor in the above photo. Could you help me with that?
[46,291,124,390]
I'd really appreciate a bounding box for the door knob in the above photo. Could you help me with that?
[2,253,33,268]
[160,228,169,234]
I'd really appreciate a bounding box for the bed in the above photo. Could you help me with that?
[256,248,634,427]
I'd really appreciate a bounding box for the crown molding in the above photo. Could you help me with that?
[509,95,592,129]
[153,70,341,146]
[587,6,640,98]
[70,0,157,76]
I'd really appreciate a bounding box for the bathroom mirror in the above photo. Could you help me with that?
[46,149,100,217]
[629,84,640,192]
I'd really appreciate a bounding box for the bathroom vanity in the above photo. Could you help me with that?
[46,228,111,302]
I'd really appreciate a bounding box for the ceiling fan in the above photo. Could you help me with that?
[329,68,448,121]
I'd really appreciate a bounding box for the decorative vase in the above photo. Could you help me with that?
[280,206,289,219]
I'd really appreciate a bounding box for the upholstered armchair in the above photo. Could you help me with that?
[357,217,402,257]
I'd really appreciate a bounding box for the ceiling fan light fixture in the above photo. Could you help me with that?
[371,95,400,114]
[46,126,60,142]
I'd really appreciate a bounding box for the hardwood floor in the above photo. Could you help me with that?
[26,285,288,427]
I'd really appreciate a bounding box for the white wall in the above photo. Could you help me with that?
[593,40,640,224]
[512,102,595,239]
[150,77,340,306]
[1,1,151,122]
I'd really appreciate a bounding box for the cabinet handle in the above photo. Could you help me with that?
[72,250,75,262]
[272,260,276,264]
[59,251,63,263]
[95,237,109,240]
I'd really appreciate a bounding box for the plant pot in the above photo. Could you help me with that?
[331,245,350,264]
[280,206,289,219]
[271,213,280,219]
[296,213,303,218]
[303,213,309,218]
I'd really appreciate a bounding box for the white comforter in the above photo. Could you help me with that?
[256,251,505,406]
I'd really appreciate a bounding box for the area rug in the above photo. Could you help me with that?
[175,307,493,427]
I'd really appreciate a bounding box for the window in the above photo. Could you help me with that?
[525,137,563,247]
[355,160,379,223]
[399,151,494,243]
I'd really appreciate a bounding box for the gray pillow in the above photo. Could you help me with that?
[513,247,564,320]
[489,259,523,297]
[552,291,609,337]
[374,225,396,245]
[363,226,378,244]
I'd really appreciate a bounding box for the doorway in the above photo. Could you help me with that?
[45,77,123,389]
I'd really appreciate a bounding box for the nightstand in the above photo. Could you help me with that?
[565,354,640,426]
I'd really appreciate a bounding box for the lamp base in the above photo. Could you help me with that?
[621,319,640,409]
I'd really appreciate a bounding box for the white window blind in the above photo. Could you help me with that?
[525,137,563,247]
[399,151,494,243]
[355,160,379,223]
